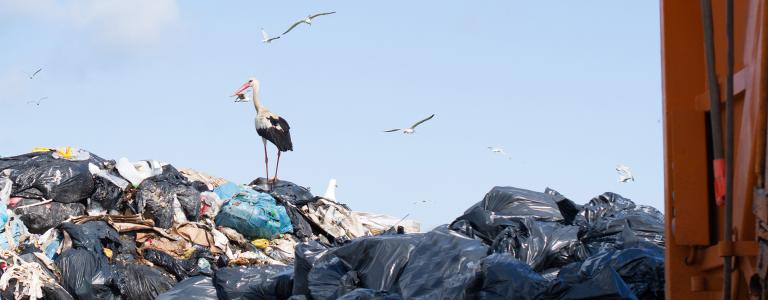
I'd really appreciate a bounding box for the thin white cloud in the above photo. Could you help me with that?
[0,0,180,46]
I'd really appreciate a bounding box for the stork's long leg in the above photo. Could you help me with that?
[262,138,269,186]
[273,150,282,183]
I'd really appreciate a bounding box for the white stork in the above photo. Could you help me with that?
[232,78,293,185]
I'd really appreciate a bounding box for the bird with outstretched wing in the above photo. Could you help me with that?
[384,114,435,134]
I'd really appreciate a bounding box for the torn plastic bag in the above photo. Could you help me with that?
[243,268,293,300]
[336,289,403,300]
[142,248,194,281]
[156,276,218,300]
[350,212,421,235]
[491,217,587,271]
[478,254,550,300]
[19,252,59,284]
[396,226,489,300]
[55,248,119,300]
[569,243,664,299]
[200,192,223,220]
[115,157,164,187]
[544,187,583,225]
[112,263,176,300]
[213,265,293,300]
[307,235,423,300]
[464,186,564,222]
[581,205,665,254]
[303,198,367,240]
[251,178,315,206]
[15,199,85,234]
[214,188,292,240]
[0,216,28,250]
[0,152,94,203]
[293,241,330,296]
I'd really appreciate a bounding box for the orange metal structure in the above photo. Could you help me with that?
[662,0,768,299]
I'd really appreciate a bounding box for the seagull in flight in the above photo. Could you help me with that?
[384,114,435,134]
[25,68,42,79]
[261,29,281,43]
[616,164,635,183]
[282,11,336,35]
[27,97,48,106]
[488,147,512,159]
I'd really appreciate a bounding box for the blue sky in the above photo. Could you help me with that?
[0,1,662,230]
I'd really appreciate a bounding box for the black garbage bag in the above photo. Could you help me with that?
[251,178,315,206]
[570,243,664,299]
[581,205,665,254]
[307,234,424,300]
[213,265,293,300]
[282,203,315,239]
[465,186,564,222]
[577,192,636,226]
[450,208,516,243]
[336,289,404,300]
[90,173,127,211]
[491,217,587,271]
[55,248,119,300]
[397,226,489,300]
[60,222,121,253]
[142,249,194,281]
[293,241,330,296]
[15,200,85,234]
[0,152,94,203]
[112,263,175,300]
[478,254,550,300]
[156,276,218,300]
[134,177,201,229]
[549,261,638,300]
[243,268,294,300]
[544,187,583,225]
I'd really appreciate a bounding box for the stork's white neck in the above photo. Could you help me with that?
[251,84,265,113]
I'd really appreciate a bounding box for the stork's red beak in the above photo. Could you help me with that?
[232,82,250,96]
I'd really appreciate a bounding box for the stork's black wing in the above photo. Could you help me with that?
[258,116,293,152]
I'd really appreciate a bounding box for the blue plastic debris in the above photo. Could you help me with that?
[214,186,293,240]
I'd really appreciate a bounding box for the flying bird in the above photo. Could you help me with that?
[233,91,251,103]
[488,147,512,159]
[282,11,336,35]
[27,97,48,106]
[261,29,281,43]
[232,78,293,188]
[384,114,435,134]
[25,68,42,79]
[616,164,635,183]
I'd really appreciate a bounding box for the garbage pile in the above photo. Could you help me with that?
[0,148,665,300]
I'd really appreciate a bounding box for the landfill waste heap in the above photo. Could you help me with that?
[0,148,665,300]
